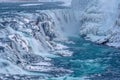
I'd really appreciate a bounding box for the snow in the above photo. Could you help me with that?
[0,0,120,78]
[0,0,72,7]
[85,34,110,44]
[38,0,72,6]
[0,59,29,74]
[79,0,120,48]
[55,43,68,50]
[107,42,120,48]
[20,3,43,7]
[0,0,37,2]
[8,34,29,52]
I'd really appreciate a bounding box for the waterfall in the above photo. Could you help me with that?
[0,0,97,74]
[0,0,120,79]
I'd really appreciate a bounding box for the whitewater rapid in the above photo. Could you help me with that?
[0,0,120,80]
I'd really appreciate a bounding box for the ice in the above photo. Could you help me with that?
[0,59,29,74]
[0,6,77,76]
[20,3,43,7]
[0,0,120,79]
[85,34,110,44]
[38,0,72,6]
[55,43,68,50]
[79,0,120,48]
[107,42,120,48]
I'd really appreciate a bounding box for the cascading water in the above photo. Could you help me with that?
[0,0,120,80]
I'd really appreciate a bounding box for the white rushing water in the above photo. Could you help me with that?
[0,0,120,80]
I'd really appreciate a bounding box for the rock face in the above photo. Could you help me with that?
[0,8,74,77]
[0,0,120,79]
[0,0,86,76]
[79,0,120,48]
[0,11,66,75]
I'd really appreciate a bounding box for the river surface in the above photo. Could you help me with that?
[0,2,120,80]
[49,36,120,80]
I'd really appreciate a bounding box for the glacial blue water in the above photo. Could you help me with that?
[49,36,120,80]
[0,2,120,80]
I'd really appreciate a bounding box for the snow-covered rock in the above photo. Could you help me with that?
[1,0,120,77]
[79,0,120,48]
[0,8,74,75]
